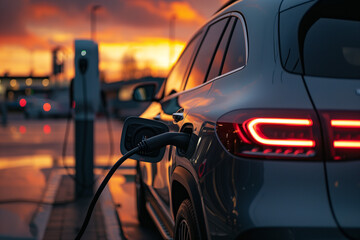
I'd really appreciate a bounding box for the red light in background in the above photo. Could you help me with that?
[19,125,26,134]
[43,103,51,112]
[43,125,51,134]
[19,98,27,107]
[246,118,315,147]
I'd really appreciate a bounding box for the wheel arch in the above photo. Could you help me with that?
[171,166,208,239]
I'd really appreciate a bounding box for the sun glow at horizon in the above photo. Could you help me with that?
[0,38,185,81]
[0,1,220,82]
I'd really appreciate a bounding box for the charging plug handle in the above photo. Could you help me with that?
[138,132,190,155]
[79,58,88,74]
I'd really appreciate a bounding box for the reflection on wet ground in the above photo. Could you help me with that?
[109,174,162,240]
[0,167,47,239]
[0,155,136,171]
[0,116,123,159]
[0,114,161,239]
[0,115,123,239]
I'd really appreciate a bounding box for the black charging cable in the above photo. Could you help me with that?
[75,132,190,240]
[75,146,139,240]
[61,79,76,183]
[100,89,115,171]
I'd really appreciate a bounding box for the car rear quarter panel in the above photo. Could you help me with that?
[178,68,341,238]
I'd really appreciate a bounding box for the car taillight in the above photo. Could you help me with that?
[321,111,360,160]
[331,120,360,148]
[216,109,321,160]
[246,118,315,147]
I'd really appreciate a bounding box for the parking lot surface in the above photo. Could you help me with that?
[0,114,161,239]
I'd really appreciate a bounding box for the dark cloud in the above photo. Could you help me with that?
[0,0,221,38]
[0,0,50,49]
[30,0,93,14]
[0,0,29,36]
[25,0,169,28]
[105,1,167,28]
[186,0,222,17]
[0,0,222,46]
[31,0,211,29]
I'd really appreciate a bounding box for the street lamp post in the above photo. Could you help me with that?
[169,14,176,68]
[90,5,101,41]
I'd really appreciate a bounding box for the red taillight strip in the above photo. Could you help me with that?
[331,120,360,127]
[246,118,315,147]
[334,141,360,148]
[331,120,360,148]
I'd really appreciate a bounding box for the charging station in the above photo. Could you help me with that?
[74,40,100,197]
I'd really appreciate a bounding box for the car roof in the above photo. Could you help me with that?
[214,0,238,14]
[209,0,282,26]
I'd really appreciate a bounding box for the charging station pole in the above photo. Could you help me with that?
[74,40,100,197]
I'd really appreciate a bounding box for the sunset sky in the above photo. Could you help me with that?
[0,0,225,82]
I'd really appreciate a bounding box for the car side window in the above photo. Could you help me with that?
[221,18,247,74]
[184,18,229,91]
[164,33,202,96]
[206,17,236,81]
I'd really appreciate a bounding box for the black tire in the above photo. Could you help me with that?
[175,199,201,240]
[135,164,152,226]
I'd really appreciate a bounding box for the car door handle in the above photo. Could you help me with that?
[172,112,184,123]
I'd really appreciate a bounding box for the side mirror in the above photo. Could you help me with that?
[132,84,156,102]
[120,117,169,162]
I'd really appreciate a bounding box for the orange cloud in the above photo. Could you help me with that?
[31,4,61,20]
[0,35,49,49]
[131,0,205,24]
[170,2,205,23]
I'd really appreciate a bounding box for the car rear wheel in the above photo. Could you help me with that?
[135,165,151,226]
[175,199,201,240]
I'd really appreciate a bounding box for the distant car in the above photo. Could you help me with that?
[5,89,28,112]
[132,0,360,239]
[24,88,70,118]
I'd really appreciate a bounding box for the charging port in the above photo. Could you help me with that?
[178,124,198,158]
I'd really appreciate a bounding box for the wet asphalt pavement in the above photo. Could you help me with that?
[0,113,161,239]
